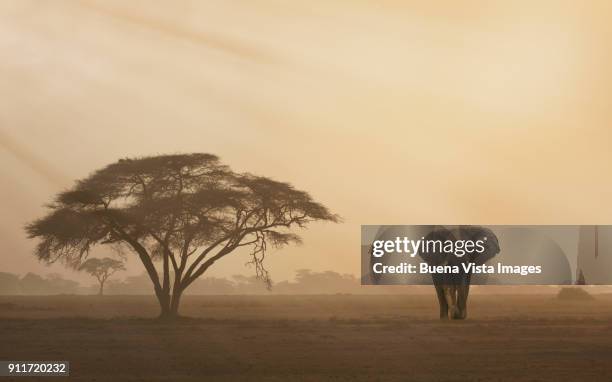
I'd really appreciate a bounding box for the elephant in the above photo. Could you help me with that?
[418,225,500,320]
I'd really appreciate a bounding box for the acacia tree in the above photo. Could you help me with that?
[26,154,339,319]
[79,257,125,295]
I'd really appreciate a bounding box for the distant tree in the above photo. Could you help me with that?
[79,257,125,295]
[25,153,339,319]
[45,273,80,294]
[189,276,237,295]
[20,273,48,295]
[19,273,79,295]
[231,274,269,294]
[106,273,153,295]
[0,272,21,295]
[276,269,358,294]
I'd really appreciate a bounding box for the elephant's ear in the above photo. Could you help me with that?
[418,228,455,266]
[462,226,500,265]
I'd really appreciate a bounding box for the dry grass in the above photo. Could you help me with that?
[557,287,595,301]
[1,294,612,381]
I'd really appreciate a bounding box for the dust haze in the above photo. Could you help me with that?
[2,0,612,283]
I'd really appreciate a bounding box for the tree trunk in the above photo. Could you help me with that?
[98,281,104,296]
[157,293,172,320]
[157,288,183,321]
[170,288,182,316]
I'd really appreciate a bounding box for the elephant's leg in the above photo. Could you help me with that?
[434,284,449,319]
[456,282,470,319]
[456,273,472,320]
[444,285,459,319]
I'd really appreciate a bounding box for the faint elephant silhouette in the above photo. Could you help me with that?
[577,226,612,284]
[491,227,572,285]
[418,226,500,320]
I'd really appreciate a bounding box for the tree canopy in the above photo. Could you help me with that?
[26,153,339,318]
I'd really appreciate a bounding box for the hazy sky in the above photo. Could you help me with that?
[2,0,612,284]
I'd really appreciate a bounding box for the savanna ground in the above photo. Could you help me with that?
[1,291,612,381]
